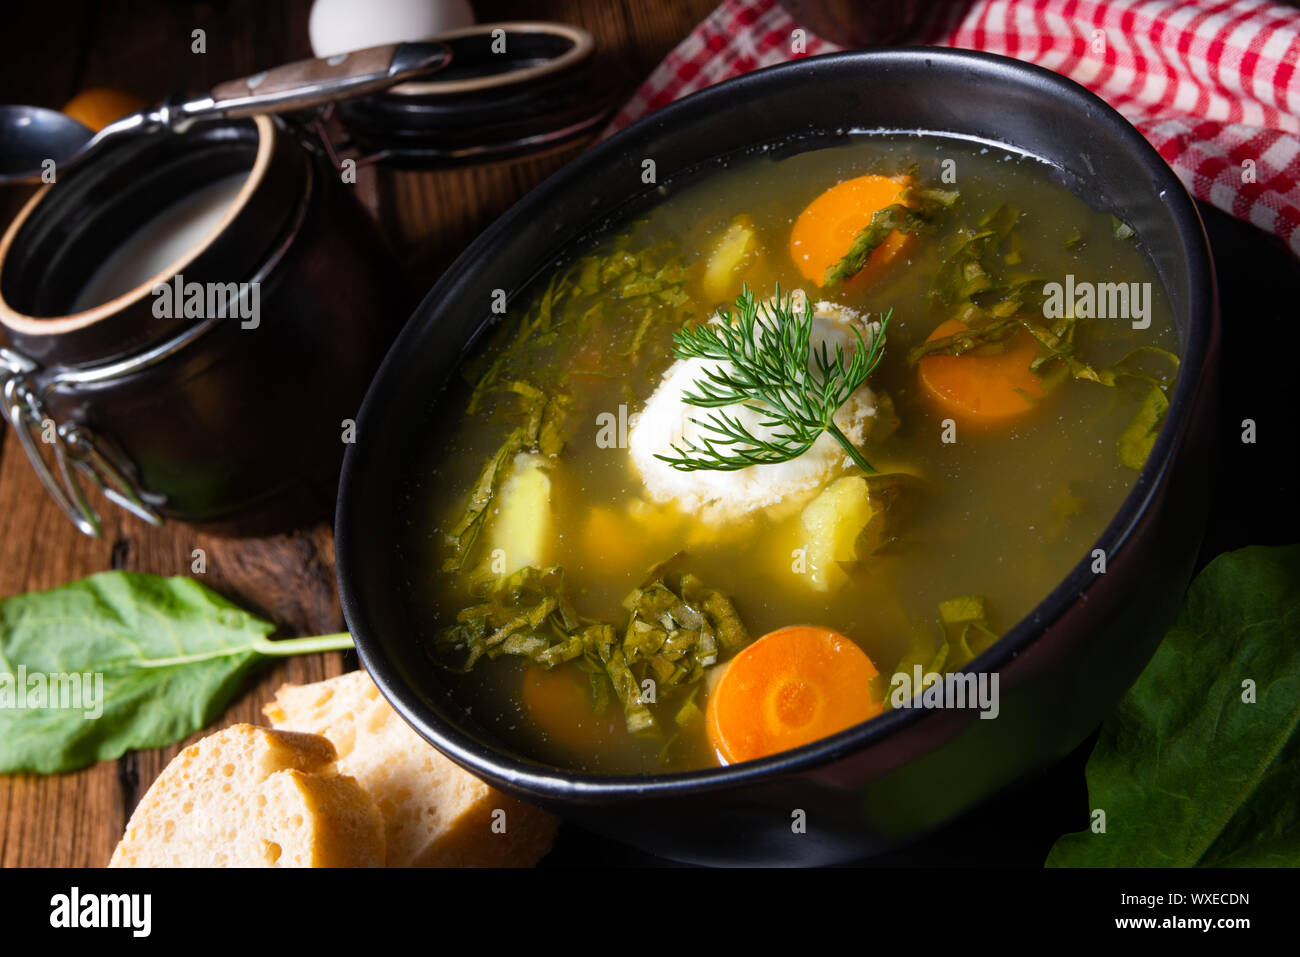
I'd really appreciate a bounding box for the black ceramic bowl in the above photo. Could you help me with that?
[336,48,1218,865]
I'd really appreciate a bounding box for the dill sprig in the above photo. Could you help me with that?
[654,286,889,474]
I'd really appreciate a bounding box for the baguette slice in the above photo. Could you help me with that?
[110,723,384,868]
[264,670,556,867]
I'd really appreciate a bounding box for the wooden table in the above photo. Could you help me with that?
[0,0,716,868]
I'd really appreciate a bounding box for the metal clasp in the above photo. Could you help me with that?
[1,347,164,537]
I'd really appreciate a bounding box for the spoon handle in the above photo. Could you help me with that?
[203,41,451,119]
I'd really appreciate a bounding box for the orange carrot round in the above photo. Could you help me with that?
[522,664,621,751]
[789,174,913,288]
[706,626,883,764]
[917,318,1048,423]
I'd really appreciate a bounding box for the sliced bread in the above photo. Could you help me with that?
[110,723,385,867]
[264,669,556,867]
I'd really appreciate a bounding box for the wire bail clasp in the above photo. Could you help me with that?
[1,347,164,537]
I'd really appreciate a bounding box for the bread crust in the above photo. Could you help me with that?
[109,723,385,868]
[265,670,556,867]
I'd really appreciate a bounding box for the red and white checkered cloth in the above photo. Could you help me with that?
[609,0,1300,256]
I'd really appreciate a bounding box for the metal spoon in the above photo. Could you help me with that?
[0,41,450,185]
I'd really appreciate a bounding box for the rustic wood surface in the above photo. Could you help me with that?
[0,0,717,868]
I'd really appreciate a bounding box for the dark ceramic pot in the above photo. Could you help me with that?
[0,115,409,535]
[336,49,1218,865]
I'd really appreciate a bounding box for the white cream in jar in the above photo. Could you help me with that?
[71,172,249,313]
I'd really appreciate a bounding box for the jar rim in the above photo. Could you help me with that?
[385,21,593,97]
[0,113,274,337]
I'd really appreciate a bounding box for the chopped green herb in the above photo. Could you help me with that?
[432,566,582,672]
[854,472,927,557]
[1117,385,1169,470]
[885,593,999,697]
[889,624,950,690]
[1107,345,1181,390]
[909,213,1180,476]
[907,315,1022,364]
[442,431,523,574]
[430,560,750,735]
[466,240,690,413]
[928,203,1051,324]
[938,594,1000,670]
[825,204,925,285]
[825,185,959,286]
[443,383,569,573]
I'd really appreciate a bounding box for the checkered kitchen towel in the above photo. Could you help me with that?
[609,0,1300,257]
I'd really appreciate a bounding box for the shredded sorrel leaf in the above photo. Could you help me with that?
[430,560,749,736]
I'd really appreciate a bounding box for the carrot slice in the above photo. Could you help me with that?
[522,664,621,751]
[917,318,1048,423]
[789,174,913,288]
[706,626,883,764]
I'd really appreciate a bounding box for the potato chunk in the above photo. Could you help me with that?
[487,452,551,575]
[702,215,761,303]
[797,472,926,591]
[799,476,872,591]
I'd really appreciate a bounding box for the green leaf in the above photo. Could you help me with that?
[854,472,927,557]
[0,572,353,774]
[938,594,999,669]
[824,204,924,285]
[442,427,527,573]
[906,315,1022,364]
[890,626,949,690]
[443,383,571,573]
[825,186,958,286]
[1116,385,1169,470]
[1046,545,1300,867]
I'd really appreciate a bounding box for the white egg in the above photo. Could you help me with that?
[308,0,475,57]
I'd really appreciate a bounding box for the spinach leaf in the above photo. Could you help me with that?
[442,426,527,574]
[1047,545,1300,867]
[0,572,352,774]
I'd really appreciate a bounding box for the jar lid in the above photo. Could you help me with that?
[336,21,616,167]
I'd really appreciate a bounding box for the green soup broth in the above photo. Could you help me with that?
[402,133,1179,775]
